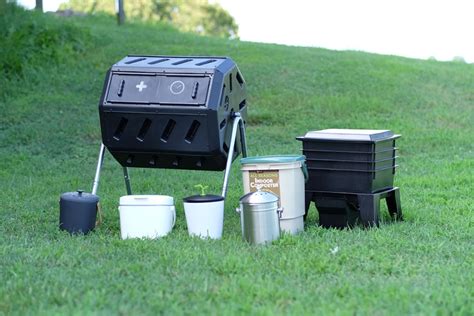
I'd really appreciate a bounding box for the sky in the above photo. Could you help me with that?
[17,0,474,63]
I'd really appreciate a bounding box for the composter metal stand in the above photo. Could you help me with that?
[91,112,247,198]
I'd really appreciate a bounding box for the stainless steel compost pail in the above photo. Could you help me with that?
[236,190,283,245]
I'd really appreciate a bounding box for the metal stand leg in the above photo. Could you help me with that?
[221,112,247,198]
[123,167,132,195]
[91,143,106,195]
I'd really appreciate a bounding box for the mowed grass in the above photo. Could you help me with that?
[1,8,473,315]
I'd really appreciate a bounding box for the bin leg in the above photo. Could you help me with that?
[123,167,132,195]
[91,143,106,195]
[221,113,243,198]
[386,187,402,220]
[358,193,380,227]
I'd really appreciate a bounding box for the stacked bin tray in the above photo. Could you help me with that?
[306,156,397,171]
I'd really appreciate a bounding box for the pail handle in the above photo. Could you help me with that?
[277,207,284,219]
[170,206,176,227]
[301,162,309,183]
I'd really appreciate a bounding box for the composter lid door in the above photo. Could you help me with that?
[119,195,174,206]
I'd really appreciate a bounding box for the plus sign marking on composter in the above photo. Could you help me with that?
[136,81,147,92]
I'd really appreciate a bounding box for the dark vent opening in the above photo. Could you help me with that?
[172,58,193,65]
[117,79,125,97]
[161,119,176,142]
[239,99,246,110]
[229,73,233,92]
[185,120,200,143]
[219,119,226,129]
[125,57,146,64]
[219,85,226,107]
[195,59,217,66]
[223,142,229,153]
[148,58,170,65]
[113,117,128,141]
[136,119,152,142]
[236,71,244,86]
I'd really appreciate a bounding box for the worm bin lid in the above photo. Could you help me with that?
[297,129,400,142]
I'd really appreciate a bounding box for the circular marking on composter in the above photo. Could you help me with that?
[170,80,185,95]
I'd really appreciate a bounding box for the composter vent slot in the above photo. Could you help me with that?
[236,71,244,86]
[113,117,128,141]
[136,119,152,142]
[219,119,226,129]
[185,120,200,143]
[125,57,146,64]
[229,73,233,92]
[223,142,229,153]
[239,99,246,110]
[195,59,216,66]
[172,58,193,65]
[161,119,176,143]
[148,58,170,65]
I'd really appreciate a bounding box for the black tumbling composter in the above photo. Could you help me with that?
[93,55,249,197]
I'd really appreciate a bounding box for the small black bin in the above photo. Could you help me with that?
[297,129,400,194]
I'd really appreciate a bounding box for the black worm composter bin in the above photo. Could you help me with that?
[91,55,248,198]
[297,129,403,228]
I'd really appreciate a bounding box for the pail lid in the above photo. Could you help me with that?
[60,190,99,203]
[240,155,305,165]
[239,190,279,205]
[183,194,224,203]
[119,195,174,206]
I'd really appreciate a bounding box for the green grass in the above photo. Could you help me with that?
[1,6,473,315]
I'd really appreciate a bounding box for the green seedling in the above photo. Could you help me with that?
[194,184,209,196]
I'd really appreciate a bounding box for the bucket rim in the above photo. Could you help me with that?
[240,155,305,165]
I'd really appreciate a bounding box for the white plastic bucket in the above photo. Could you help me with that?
[241,155,307,234]
[119,195,175,239]
[183,195,224,239]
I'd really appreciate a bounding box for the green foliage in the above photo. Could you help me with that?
[0,4,93,81]
[60,0,238,38]
[1,6,474,315]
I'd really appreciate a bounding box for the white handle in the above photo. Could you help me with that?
[170,206,176,227]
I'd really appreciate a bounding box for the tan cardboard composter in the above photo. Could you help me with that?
[240,155,308,234]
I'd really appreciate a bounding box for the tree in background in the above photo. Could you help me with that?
[60,0,238,38]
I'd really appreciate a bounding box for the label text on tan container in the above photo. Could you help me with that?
[248,170,281,197]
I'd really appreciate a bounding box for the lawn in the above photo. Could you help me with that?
[0,6,473,315]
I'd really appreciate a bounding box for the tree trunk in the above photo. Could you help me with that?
[35,0,43,12]
[117,0,125,25]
